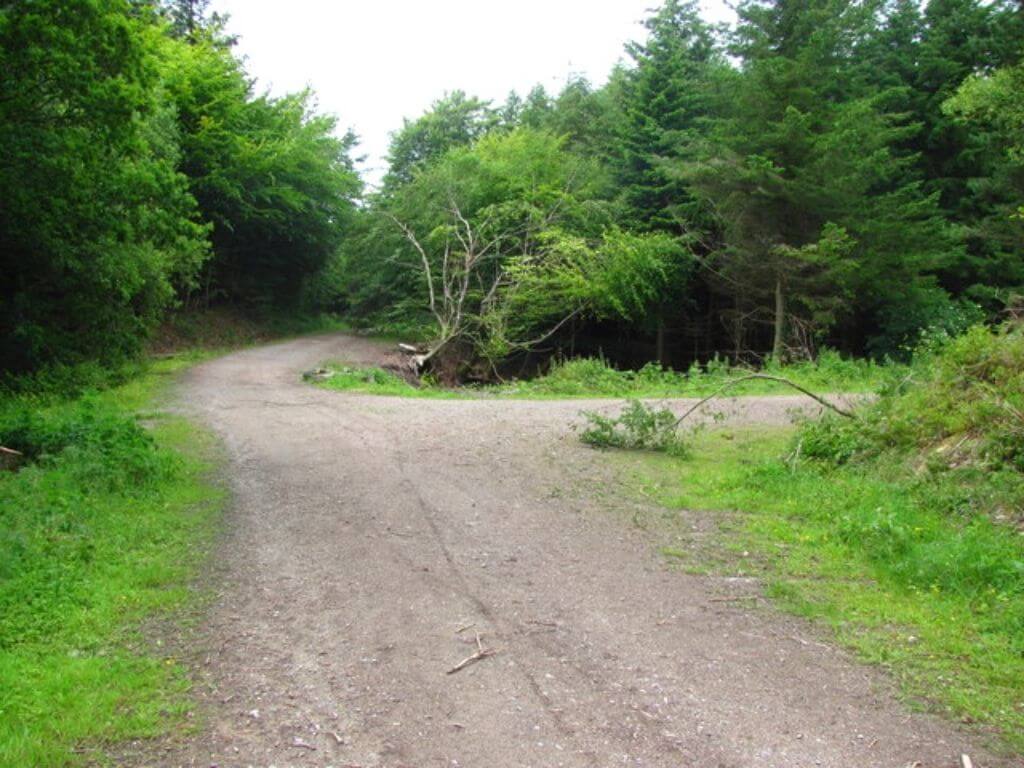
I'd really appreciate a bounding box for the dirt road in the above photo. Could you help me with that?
[155,333,1005,767]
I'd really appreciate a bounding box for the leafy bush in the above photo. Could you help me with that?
[580,400,688,456]
[524,357,634,396]
[801,323,1024,474]
[798,414,871,465]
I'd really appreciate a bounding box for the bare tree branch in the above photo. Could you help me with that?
[673,374,857,427]
[385,211,442,329]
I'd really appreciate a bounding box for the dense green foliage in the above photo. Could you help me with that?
[0,363,222,766]
[0,1,359,376]
[3,0,1020,380]
[161,36,360,307]
[800,323,1024,512]
[341,0,1022,376]
[0,1,208,373]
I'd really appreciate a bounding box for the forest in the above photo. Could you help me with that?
[3,1,1024,765]
[2,0,1022,383]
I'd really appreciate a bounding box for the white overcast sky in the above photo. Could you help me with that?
[215,0,734,188]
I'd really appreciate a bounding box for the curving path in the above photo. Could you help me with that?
[151,333,1005,768]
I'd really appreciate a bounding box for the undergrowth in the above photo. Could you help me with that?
[0,358,222,766]
[318,364,461,398]
[150,307,351,356]
[502,349,897,397]
[317,347,897,399]
[2,308,349,400]
[798,324,1024,526]
[579,400,689,456]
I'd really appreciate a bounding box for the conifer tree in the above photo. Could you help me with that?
[617,0,724,233]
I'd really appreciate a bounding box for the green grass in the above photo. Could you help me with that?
[620,426,1024,754]
[0,356,224,767]
[318,364,464,398]
[318,348,900,399]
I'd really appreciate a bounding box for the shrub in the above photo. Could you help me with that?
[580,400,688,456]
[800,323,1024,474]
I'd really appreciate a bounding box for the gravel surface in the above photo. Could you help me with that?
[144,333,1008,768]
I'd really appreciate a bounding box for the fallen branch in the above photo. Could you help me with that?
[446,633,498,675]
[447,647,496,674]
[673,374,856,428]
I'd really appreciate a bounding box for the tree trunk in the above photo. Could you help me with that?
[772,278,785,362]
[655,315,666,367]
[733,311,743,363]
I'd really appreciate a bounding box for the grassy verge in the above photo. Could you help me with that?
[618,426,1024,753]
[0,356,224,767]
[318,348,900,399]
[318,364,464,398]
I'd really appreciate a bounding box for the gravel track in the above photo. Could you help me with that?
[147,333,1008,768]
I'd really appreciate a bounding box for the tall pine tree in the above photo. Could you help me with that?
[677,0,958,357]
[617,0,724,233]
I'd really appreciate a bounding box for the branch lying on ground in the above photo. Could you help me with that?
[446,633,498,675]
[673,373,857,428]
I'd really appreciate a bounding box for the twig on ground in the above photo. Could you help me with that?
[446,633,498,674]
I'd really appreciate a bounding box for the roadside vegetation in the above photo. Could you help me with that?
[0,358,223,767]
[150,308,350,357]
[0,309,345,766]
[1,0,360,379]
[614,323,1024,752]
[317,348,899,399]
